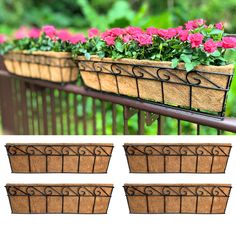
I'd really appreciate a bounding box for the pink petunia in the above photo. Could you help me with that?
[188,33,204,48]
[203,39,218,53]
[185,19,206,30]
[69,33,87,44]
[103,36,116,46]
[0,34,6,44]
[146,27,159,36]
[42,25,56,39]
[122,34,133,43]
[88,28,100,38]
[57,29,72,42]
[15,26,28,39]
[221,37,236,49]
[178,30,189,41]
[134,33,152,46]
[28,28,41,39]
[125,26,143,36]
[215,22,224,30]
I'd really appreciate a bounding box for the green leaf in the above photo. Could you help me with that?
[85,52,90,60]
[211,50,221,57]
[185,62,195,72]
[180,54,191,63]
[171,58,179,68]
[209,29,223,35]
[115,41,124,53]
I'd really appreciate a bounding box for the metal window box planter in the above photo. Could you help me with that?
[124,184,231,214]
[78,56,234,118]
[123,143,231,173]
[6,184,113,214]
[6,143,113,173]
[3,51,78,83]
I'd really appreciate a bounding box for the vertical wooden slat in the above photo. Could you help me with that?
[92,99,97,135]
[177,119,182,135]
[66,92,70,135]
[101,100,106,135]
[0,75,15,134]
[36,87,41,135]
[158,115,164,135]
[123,106,129,135]
[74,94,79,135]
[59,90,64,135]
[197,124,200,135]
[29,84,35,135]
[138,110,145,135]
[41,88,48,135]
[112,104,117,135]
[50,89,57,135]
[82,96,87,134]
[20,80,29,134]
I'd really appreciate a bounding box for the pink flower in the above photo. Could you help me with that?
[102,28,124,39]
[221,37,236,49]
[57,29,71,41]
[69,33,87,44]
[134,33,152,46]
[203,39,218,53]
[178,30,189,41]
[125,26,143,36]
[103,36,116,46]
[88,28,100,38]
[188,33,204,48]
[42,25,56,39]
[215,22,224,30]
[185,19,206,30]
[0,34,6,44]
[28,28,41,39]
[146,27,159,36]
[15,26,28,39]
[122,34,133,43]
[156,28,177,39]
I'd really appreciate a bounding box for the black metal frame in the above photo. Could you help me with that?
[123,184,232,214]
[6,144,114,173]
[78,58,233,119]
[4,52,78,83]
[6,184,114,214]
[123,144,232,173]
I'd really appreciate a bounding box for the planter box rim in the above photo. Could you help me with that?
[5,50,72,58]
[6,143,113,146]
[6,183,114,187]
[123,143,231,146]
[124,183,231,187]
[78,55,234,74]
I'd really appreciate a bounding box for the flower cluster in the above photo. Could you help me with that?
[1,19,236,71]
[0,25,87,54]
[82,19,236,71]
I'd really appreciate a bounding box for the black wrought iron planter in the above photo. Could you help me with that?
[6,143,113,173]
[6,184,114,214]
[3,51,78,83]
[123,143,231,173]
[78,56,234,118]
[124,184,231,214]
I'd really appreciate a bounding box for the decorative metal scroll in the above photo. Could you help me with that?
[6,185,113,197]
[124,144,230,156]
[124,185,231,197]
[6,144,113,156]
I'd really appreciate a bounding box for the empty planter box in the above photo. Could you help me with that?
[6,143,113,173]
[124,184,231,214]
[6,184,113,214]
[123,143,231,173]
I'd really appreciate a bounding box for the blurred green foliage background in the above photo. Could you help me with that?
[0,0,236,134]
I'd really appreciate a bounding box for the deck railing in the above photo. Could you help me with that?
[0,56,236,135]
